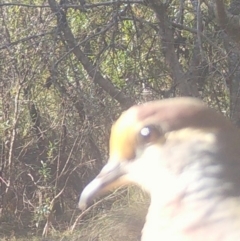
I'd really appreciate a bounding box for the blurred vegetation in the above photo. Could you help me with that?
[1,0,240,240]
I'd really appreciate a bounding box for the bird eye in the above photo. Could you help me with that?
[138,125,162,145]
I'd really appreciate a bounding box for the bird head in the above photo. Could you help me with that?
[78,97,239,210]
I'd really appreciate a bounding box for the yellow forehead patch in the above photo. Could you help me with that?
[109,107,141,162]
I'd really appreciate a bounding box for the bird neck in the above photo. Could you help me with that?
[142,172,240,241]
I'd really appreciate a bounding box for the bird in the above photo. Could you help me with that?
[79,97,240,241]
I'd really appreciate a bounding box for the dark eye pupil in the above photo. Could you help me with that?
[138,125,162,144]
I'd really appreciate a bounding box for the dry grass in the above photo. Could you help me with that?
[0,187,149,241]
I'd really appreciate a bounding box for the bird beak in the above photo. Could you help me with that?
[78,161,128,210]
